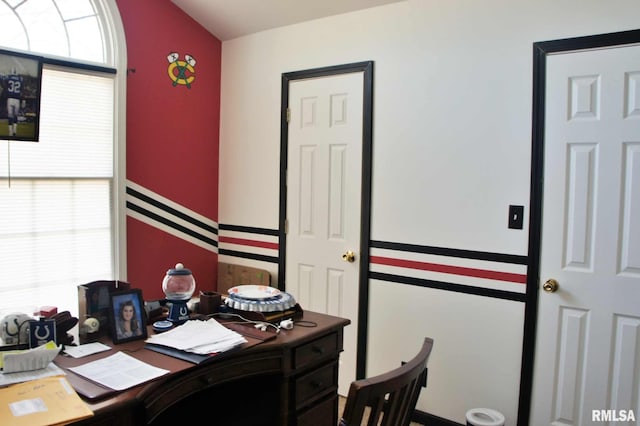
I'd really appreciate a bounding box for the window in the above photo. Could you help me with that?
[0,0,104,63]
[0,0,124,320]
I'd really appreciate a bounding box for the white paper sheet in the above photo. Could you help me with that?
[63,342,111,358]
[68,351,169,391]
[0,363,66,386]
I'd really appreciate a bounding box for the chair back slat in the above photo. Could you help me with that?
[339,337,434,426]
[368,398,384,425]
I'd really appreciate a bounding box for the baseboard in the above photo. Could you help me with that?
[413,409,464,426]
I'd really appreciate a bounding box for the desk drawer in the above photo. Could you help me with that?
[295,360,338,409]
[293,332,339,370]
[296,393,338,426]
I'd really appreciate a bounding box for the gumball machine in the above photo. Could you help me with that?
[162,263,196,324]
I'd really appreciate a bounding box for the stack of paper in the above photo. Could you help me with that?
[145,319,247,354]
[1,341,61,373]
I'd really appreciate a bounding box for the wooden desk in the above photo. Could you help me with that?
[57,311,349,426]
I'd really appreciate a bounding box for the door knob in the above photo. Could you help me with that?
[542,279,559,293]
[342,251,356,263]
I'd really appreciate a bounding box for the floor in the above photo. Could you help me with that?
[338,396,422,425]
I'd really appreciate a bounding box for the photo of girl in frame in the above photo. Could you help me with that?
[109,289,147,344]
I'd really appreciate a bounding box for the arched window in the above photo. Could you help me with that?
[0,0,117,65]
[0,0,126,325]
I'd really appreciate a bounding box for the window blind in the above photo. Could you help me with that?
[0,66,115,319]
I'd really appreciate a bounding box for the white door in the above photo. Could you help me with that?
[531,45,640,424]
[286,72,364,395]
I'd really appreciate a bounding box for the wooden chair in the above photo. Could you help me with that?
[339,337,434,426]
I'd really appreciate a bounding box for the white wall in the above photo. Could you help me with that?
[218,1,640,423]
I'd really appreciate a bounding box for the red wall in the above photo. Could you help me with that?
[116,0,221,300]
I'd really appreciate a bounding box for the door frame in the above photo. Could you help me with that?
[278,61,374,380]
[522,29,640,425]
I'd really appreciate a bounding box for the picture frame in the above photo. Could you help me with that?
[109,289,147,344]
[0,49,43,142]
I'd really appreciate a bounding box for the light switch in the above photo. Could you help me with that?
[508,205,524,229]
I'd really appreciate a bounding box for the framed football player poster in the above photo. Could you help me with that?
[0,49,43,142]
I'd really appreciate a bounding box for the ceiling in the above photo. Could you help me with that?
[171,0,406,41]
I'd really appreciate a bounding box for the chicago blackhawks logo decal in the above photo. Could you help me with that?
[167,52,196,88]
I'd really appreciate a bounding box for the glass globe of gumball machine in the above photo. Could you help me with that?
[162,263,195,325]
